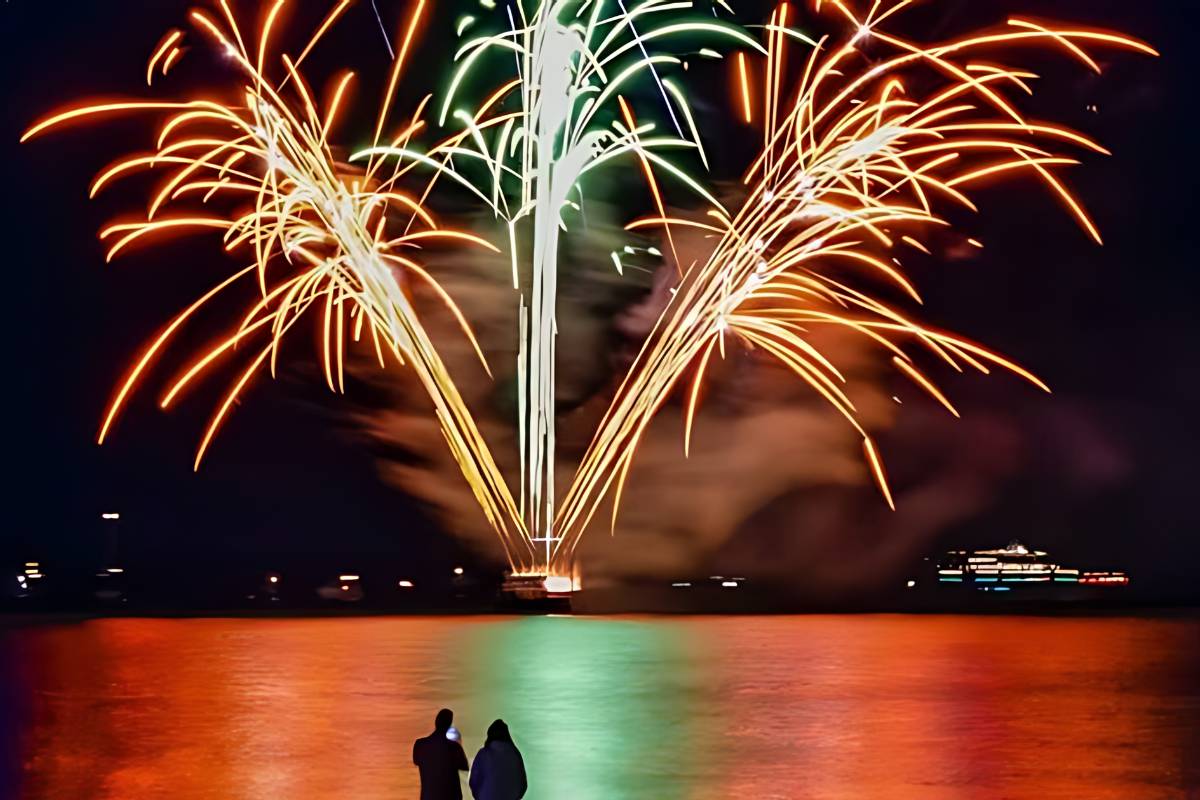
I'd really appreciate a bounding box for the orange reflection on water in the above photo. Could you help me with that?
[696,615,1200,800]
[5,615,1199,799]
[12,618,477,799]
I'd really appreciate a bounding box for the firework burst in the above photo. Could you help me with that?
[554,0,1155,563]
[23,0,1155,583]
[22,1,535,565]
[358,0,762,569]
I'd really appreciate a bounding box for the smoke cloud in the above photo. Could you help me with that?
[349,201,1128,595]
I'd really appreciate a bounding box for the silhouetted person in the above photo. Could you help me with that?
[469,719,527,800]
[413,708,469,800]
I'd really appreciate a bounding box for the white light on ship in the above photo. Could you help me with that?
[543,576,573,594]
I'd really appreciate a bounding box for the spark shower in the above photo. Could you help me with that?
[22,0,1153,584]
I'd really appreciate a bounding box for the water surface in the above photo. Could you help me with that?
[3,615,1197,799]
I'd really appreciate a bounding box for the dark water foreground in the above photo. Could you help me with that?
[2,615,1197,799]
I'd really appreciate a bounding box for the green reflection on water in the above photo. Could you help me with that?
[462,617,711,800]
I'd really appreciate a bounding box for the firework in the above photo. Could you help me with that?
[22,1,535,566]
[554,0,1155,564]
[23,0,1155,585]
[357,0,762,573]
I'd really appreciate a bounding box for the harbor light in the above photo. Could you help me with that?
[398,580,414,588]
[453,567,464,576]
[101,513,120,520]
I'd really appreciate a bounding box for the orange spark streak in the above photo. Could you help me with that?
[23,102,191,142]
[736,52,753,123]
[147,30,183,85]
[98,265,256,445]
[893,356,960,417]
[618,96,680,275]
[161,47,183,76]
[371,0,427,169]
[257,0,287,77]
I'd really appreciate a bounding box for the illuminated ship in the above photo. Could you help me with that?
[920,540,1129,595]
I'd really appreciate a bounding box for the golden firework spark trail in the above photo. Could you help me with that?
[23,1,535,568]
[553,0,1155,564]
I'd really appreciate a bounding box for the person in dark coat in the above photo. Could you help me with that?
[469,719,527,800]
[413,708,470,800]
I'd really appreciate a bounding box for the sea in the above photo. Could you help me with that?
[2,614,1197,799]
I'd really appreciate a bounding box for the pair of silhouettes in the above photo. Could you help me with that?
[413,708,528,800]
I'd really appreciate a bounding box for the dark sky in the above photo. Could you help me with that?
[2,1,1197,594]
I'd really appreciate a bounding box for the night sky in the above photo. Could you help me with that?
[3,1,1197,598]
